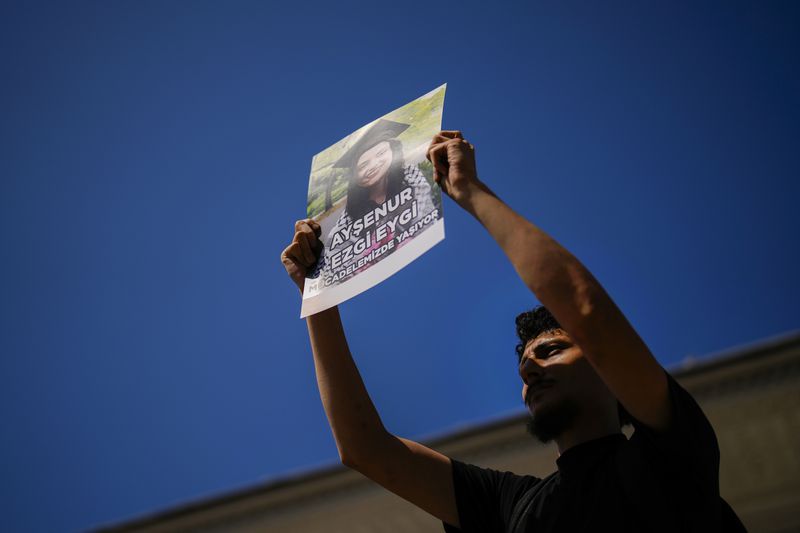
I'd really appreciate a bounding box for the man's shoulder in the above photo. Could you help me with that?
[450,458,549,500]
[628,374,719,461]
[445,459,553,533]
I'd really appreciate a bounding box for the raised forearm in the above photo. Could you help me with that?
[460,182,612,343]
[427,133,669,430]
[306,306,390,465]
[426,134,607,333]
[306,310,459,526]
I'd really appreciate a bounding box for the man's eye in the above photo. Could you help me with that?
[543,347,561,358]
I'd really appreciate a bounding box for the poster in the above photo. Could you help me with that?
[300,84,447,317]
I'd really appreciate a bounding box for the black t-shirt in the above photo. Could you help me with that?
[443,374,746,532]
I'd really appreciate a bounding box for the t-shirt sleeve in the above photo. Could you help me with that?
[442,459,537,533]
[630,372,720,493]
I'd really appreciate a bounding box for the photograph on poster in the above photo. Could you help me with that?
[300,84,446,317]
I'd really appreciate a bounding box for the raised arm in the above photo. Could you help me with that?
[427,132,671,431]
[281,220,459,526]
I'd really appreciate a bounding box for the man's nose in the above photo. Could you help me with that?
[519,356,544,383]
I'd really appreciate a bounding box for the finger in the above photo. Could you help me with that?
[437,130,463,139]
[428,130,463,149]
[280,242,301,268]
[426,140,446,167]
[431,133,449,144]
[283,241,310,269]
[307,219,321,237]
[303,230,321,264]
[428,147,451,193]
[425,142,439,183]
[295,220,321,249]
[280,244,292,265]
[427,139,453,158]
[295,222,319,247]
[431,136,471,159]
[427,143,450,178]
[311,234,323,256]
[294,231,316,266]
[446,137,470,157]
[427,137,445,158]
[298,217,320,234]
[295,218,318,233]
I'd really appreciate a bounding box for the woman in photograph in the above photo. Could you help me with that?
[315,118,439,282]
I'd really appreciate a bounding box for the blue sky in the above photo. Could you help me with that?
[2,2,798,531]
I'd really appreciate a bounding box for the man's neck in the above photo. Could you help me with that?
[555,413,621,455]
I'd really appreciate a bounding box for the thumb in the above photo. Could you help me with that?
[446,139,467,166]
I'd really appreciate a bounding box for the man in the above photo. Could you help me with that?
[281,131,744,531]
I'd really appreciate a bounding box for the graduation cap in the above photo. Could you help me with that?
[333,119,410,169]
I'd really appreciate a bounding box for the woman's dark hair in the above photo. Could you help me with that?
[345,139,407,221]
[515,306,632,427]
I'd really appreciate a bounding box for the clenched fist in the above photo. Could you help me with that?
[281,219,322,292]
[426,130,480,205]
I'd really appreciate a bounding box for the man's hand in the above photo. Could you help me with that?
[426,130,481,206]
[281,218,322,292]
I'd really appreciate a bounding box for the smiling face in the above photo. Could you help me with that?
[354,141,393,188]
[519,329,614,442]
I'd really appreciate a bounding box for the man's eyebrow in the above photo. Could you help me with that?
[528,337,566,357]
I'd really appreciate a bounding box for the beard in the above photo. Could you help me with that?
[526,397,580,443]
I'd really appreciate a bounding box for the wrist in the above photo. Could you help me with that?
[453,178,492,214]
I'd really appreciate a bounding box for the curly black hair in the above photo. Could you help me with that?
[515,306,564,363]
[515,306,632,427]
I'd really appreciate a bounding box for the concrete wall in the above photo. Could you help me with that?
[100,332,800,533]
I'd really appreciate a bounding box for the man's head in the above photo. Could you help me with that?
[515,307,630,443]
